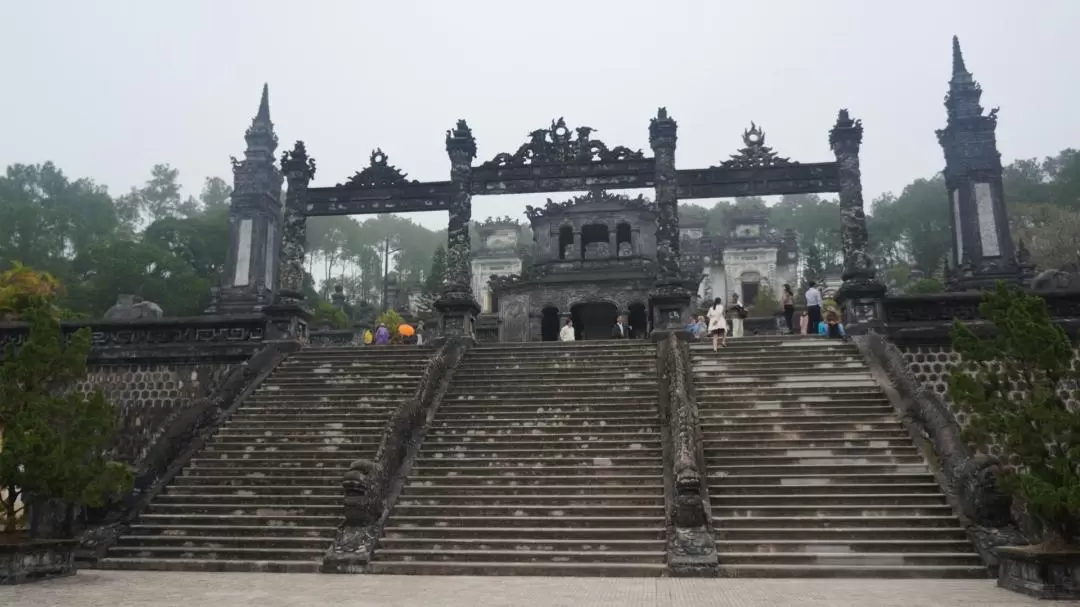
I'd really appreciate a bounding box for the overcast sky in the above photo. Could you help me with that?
[3,0,1078,232]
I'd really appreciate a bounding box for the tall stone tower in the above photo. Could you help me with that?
[936,37,1026,290]
[212,84,285,313]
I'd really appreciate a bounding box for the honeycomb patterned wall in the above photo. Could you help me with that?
[74,362,233,468]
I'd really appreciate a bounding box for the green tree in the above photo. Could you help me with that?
[425,244,447,294]
[948,283,1080,547]
[905,278,946,294]
[0,265,132,536]
[199,176,232,212]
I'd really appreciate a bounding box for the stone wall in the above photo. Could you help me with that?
[74,362,234,469]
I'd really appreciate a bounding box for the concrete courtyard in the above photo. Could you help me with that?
[2,571,1078,607]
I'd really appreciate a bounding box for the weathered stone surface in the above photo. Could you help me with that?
[996,546,1080,600]
[0,538,78,585]
[278,141,317,304]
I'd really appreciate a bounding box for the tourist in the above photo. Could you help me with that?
[799,310,809,335]
[781,284,796,334]
[817,310,847,340]
[693,315,708,340]
[805,281,823,333]
[728,293,746,338]
[559,318,576,341]
[363,328,374,345]
[611,315,630,339]
[706,297,726,351]
[415,320,425,346]
[374,323,390,345]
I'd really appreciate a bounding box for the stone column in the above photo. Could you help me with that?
[264,140,317,341]
[830,109,885,333]
[607,223,618,258]
[572,229,582,260]
[631,228,641,256]
[435,120,481,342]
[648,107,694,335]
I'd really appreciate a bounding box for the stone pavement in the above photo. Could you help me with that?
[3,571,1078,607]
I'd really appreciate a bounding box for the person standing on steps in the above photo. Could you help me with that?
[611,315,630,339]
[559,318,576,342]
[728,293,746,339]
[706,297,727,351]
[781,284,796,334]
[805,281,823,335]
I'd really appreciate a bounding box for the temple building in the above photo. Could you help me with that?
[470,217,525,314]
[697,210,799,308]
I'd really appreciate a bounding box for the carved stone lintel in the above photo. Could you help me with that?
[714,122,794,169]
[338,149,414,188]
[482,117,645,168]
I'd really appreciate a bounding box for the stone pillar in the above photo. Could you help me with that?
[435,120,481,342]
[830,109,885,333]
[631,228,641,256]
[936,36,1028,290]
[572,230,582,260]
[648,107,694,334]
[263,140,316,342]
[215,84,284,314]
[607,223,618,259]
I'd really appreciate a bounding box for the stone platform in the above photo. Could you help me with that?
[0,571,1070,606]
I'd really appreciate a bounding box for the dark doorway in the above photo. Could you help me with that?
[541,306,560,341]
[580,224,610,259]
[570,302,618,341]
[616,222,632,257]
[558,226,574,260]
[628,302,648,339]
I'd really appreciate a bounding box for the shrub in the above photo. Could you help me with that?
[948,281,1080,547]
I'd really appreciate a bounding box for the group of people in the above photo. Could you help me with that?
[696,282,847,352]
[559,315,634,341]
[362,321,425,346]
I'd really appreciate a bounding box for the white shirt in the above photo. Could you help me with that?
[805,287,823,307]
[706,305,725,331]
[614,323,625,337]
[559,325,576,341]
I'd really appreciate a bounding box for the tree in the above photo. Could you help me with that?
[948,283,1080,547]
[0,265,132,537]
[199,177,232,212]
[905,278,946,294]
[425,244,447,295]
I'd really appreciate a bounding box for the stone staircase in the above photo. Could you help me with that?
[99,346,433,572]
[370,340,667,576]
[691,336,986,578]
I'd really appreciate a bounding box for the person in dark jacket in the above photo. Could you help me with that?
[611,315,630,339]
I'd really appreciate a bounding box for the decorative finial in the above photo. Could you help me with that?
[281,140,316,180]
[257,83,270,122]
[951,36,968,77]
[446,119,477,161]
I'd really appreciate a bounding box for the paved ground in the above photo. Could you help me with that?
[2,571,1078,606]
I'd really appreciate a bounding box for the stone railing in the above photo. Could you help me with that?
[0,314,267,363]
[76,340,295,563]
[882,290,1080,344]
[656,332,717,575]
[309,328,359,347]
[321,338,468,573]
[853,331,1025,570]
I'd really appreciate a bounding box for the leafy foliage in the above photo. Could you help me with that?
[905,278,947,294]
[311,301,350,330]
[0,266,132,536]
[948,283,1080,544]
[377,309,406,335]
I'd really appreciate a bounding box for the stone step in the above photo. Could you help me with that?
[709,472,936,486]
[717,526,970,540]
[372,548,665,564]
[694,361,869,371]
[699,420,905,431]
[408,465,663,477]
[702,412,899,422]
[696,384,881,396]
[443,387,659,398]
[198,449,367,459]
[707,493,946,507]
[706,446,920,457]
[712,504,954,518]
[119,535,335,550]
[434,409,660,420]
[715,539,978,553]
[377,537,666,551]
[107,545,326,561]
[396,494,664,506]
[714,483,943,496]
[706,454,927,466]
[148,502,341,516]
[166,485,340,497]
[696,373,876,384]
[712,564,987,579]
[427,431,661,442]
[154,494,341,506]
[413,455,662,467]
[450,376,657,387]
[716,551,982,567]
[400,474,663,487]
[424,439,663,450]
[366,560,666,577]
[139,513,339,526]
[255,385,414,393]
[129,524,337,538]
[265,377,423,386]
[442,395,659,405]
[420,449,662,460]
[235,406,396,416]
[188,457,355,468]
[391,504,666,518]
[385,515,663,529]
[452,368,657,380]
[472,342,654,352]
[439,401,662,411]
[702,404,892,414]
[702,430,911,441]
[429,420,660,430]
[228,413,391,422]
[708,463,929,476]
[220,421,386,429]
[97,557,321,573]
[382,526,665,540]
[182,467,347,478]
[212,429,383,438]
[171,475,342,487]
[244,395,400,404]
[714,516,960,529]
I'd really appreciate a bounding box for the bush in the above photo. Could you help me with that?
[948,282,1080,547]
[906,278,946,294]
[0,266,133,537]
[311,301,350,330]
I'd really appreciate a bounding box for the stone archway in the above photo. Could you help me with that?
[628,302,648,339]
[540,306,561,341]
[570,302,618,341]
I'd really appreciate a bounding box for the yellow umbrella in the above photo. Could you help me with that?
[398,324,415,337]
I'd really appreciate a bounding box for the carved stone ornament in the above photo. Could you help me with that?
[715,122,795,169]
[281,140,317,181]
[475,215,521,230]
[481,117,645,168]
[341,459,381,527]
[524,189,655,221]
[338,149,415,188]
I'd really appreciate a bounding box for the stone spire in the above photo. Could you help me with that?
[213,84,284,314]
[935,37,1021,290]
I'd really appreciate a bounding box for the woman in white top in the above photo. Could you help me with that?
[728,293,746,339]
[559,318,576,341]
[705,297,726,352]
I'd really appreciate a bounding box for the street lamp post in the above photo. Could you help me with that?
[381,235,403,312]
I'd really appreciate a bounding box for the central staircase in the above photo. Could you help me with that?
[370,340,668,576]
[99,346,432,573]
[691,336,985,578]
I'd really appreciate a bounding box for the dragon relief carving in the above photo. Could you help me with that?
[338,149,416,188]
[481,117,646,168]
[714,122,796,169]
[524,189,656,221]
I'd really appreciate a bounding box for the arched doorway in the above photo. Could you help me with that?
[628,302,648,339]
[570,302,617,341]
[540,306,560,341]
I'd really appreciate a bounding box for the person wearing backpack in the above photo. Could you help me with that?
[728,293,747,338]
